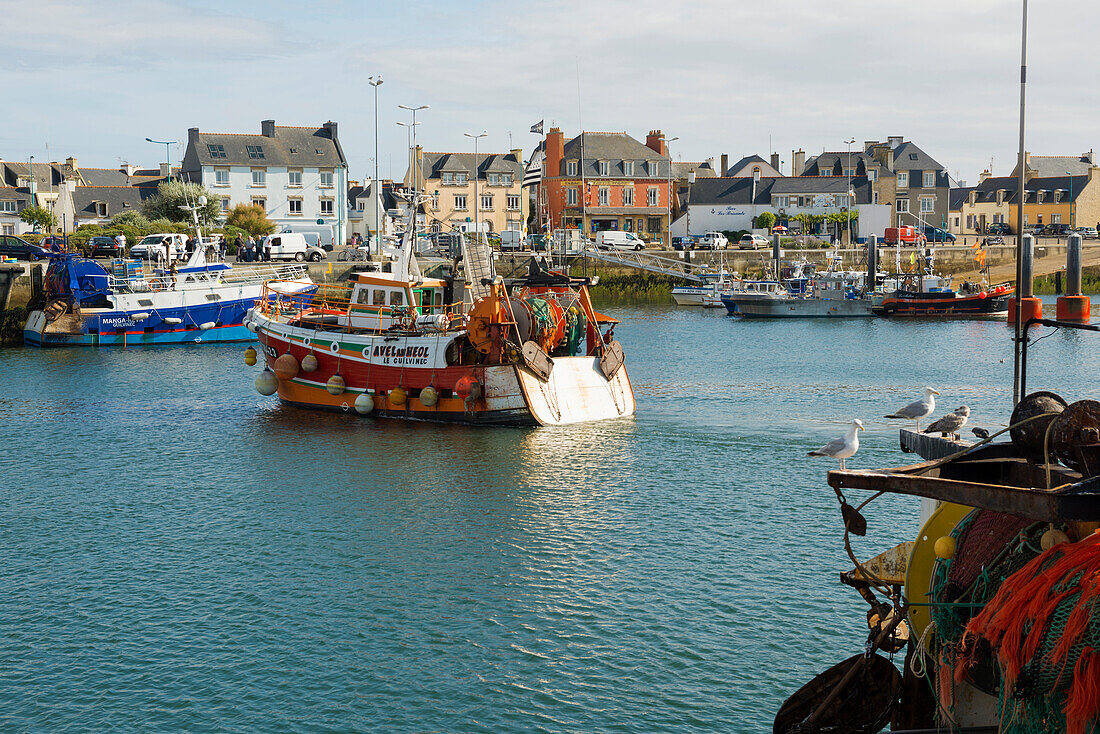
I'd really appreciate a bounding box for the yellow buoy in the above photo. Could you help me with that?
[244,346,257,366]
[1041,528,1070,550]
[301,354,319,373]
[419,385,438,407]
[389,387,407,406]
[934,536,956,560]
[254,369,278,396]
[326,374,345,395]
[273,353,299,380]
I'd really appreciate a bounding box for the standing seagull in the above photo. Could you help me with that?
[808,419,864,470]
[923,406,970,440]
[884,387,940,430]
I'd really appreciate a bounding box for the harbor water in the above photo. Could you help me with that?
[2,302,1098,733]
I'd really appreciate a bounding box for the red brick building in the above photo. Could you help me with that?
[537,128,672,244]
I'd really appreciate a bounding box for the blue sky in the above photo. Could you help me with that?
[3,0,1097,184]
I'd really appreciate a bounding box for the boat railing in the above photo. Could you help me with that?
[106,263,309,293]
[221,263,309,285]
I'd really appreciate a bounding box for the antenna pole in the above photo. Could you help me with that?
[1012,0,1028,406]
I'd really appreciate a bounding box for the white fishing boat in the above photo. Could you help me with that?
[672,270,740,307]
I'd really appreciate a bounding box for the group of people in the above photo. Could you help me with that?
[235,234,269,262]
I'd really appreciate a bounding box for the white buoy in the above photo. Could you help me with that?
[419,385,439,407]
[131,312,150,321]
[255,369,278,396]
[354,392,374,414]
[199,321,216,330]
[301,354,319,372]
[163,317,182,325]
[246,321,258,332]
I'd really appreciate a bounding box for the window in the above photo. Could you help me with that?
[1037,214,1043,225]
[431,192,439,208]
[923,171,936,188]
[246,145,265,159]
[1053,213,1062,224]
[623,187,634,206]
[96,202,108,217]
[442,173,454,185]
[207,144,227,158]
[598,187,609,206]
[649,161,660,176]
[844,169,855,177]
[648,217,661,233]
[320,199,334,215]
[648,187,659,206]
[567,160,577,176]
[967,214,973,229]
[599,161,610,176]
[774,196,788,209]
[356,288,370,305]
[920,196,935,213]
[0,224,12,235]
[373,289,386,306]
[220,199,230,212]
[502,174,513,186]
[251,197,266,210]
[873,192,879,204]
[895,198,910,213]
[507,195,520,210]
[481,194,493,210]
[909,153,918,160]
[566,188,578,206]
[289,199,303,215]
[320,170,334,187]
[456,172,468,184]
[897,172,909,189]
[288,169,302,187]
[868,170,877,182]
[1024,215,1029,226]
[213,168,229,186]
[488,174,500,186]
[454,194,467,210]
[389,290,404,306]
[623,161,634,176]
[0,200,16,213]
[251,168,266,187]
[357,199,365,211]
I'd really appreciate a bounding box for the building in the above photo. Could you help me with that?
[956,166,1100,234]
[948,186,975,233]
[347,179,399,241]
[538,127,672,243]
[407,149,526,235]
[671,174,891,240]
[722,153,783,178]
[1010,150,1095,178]
[182,119,348,243]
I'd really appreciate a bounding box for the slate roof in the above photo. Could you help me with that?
[672,160,717,179]
[79,167,164,187]
[0,187,32,211]
[885,141,946,176]
[559,132,668,179]
[949,187,975,210]
[1015,153,1095,178]
[684,175,873,207]
[803,151,879,177]
[71,186,157,219]
[971,174,1088,204]
[419,151,524,180]
[0,161,69,189]
[182,122,345,171]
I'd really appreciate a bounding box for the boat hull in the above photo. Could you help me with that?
[724,296,874,318]
[250,312,636,427]
[872,290,1012,317]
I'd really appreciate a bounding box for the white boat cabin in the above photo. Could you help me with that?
[345,272,449,331]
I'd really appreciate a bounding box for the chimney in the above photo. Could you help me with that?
[65,156,77,170]
[1086,149,1095,165]
[864,141,876,152]
[645,130,667,156]
[721,153,729,176]
[770,152,780,171]
[322,120,338,141]
[979,169,992,183]
[546,127,564,177]
[188,127,199,151]
[121,163,135,177]
[160,162,170,177]
[261,119,276,137]
[871,144,894,172]
[510,148,523,166]
[792,149,806,176]
[887,135,903,149]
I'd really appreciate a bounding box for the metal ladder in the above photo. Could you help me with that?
[462,238,496,305]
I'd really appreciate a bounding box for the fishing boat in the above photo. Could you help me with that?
[23,200,313,347]
[672,270,740,307]
[722,251,874,318]
[872,277,1015,317]
[244,211,635,426]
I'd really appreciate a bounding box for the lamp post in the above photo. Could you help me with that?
[397,104,429,239]
[368,75,383,255]
[664,135,678,249]
[145,137,177,179]
[464,131,487,242]
[1066,170,1073,230]
[845,138,856,246]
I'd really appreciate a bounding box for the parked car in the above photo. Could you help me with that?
[0,234,50,260]
[130,233,187,261]
[306,245,326,262]
[698,232,729,250]
[986,222,1012,235]
[88,236,123,258]
[985,235,1006,245]
[1074,226,1098,239]
[1043,223,1071,237]
[671,236,694,251]
[261,232,310,261]
[738,233,770,249]
[42,235,68,251]
[595,231,647,251]
[922,226,956,243]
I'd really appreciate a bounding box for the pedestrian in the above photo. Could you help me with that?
[235,234,244,261]
[114,232,126,256]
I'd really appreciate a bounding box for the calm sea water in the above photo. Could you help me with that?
[1,300,1097,733]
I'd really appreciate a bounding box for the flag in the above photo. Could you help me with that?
[530,120,544,135]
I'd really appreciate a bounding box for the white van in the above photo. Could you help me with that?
[281,224,336,251]
[262,233,310,261]
[596,231,646,251]
[499,230,526,252]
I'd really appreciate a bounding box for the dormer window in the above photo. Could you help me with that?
[599,160,610,176]
[566,160,577,177]
[95,202,108,217]
[1037,191,1044,203]
[623,161,634,176]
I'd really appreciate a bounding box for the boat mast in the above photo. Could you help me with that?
[1012,0,1029,406]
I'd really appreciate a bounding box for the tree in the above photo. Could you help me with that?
[142,180,221,224]
[225,204,276,238]
[19,205,56,232]
[755,211,777,230]
[109,210,152,231]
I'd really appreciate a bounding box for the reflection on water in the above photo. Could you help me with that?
[0,307,1097,732]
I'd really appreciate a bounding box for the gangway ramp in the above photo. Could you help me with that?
[582,247,715,283]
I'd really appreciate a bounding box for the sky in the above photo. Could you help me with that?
[2,0,1097,186]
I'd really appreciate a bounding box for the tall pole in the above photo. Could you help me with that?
[464,132,487,241]
[398,104,429,241]
[368,76,383,255]
[145,137,176,179]
[665,135,678,249]
[1012,0,1028,407]
[1066,170,1073,230]
[845,139,855,247]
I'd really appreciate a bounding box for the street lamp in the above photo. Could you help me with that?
[464,131,488,242]
[665,135,679,249]
[397,104,429,238]
[845,138,856,247]
[145,137,177,178]
[1066,170,1073,230]
[368,75,383,255]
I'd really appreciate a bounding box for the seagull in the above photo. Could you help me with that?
[808,419,864,470]
[972,427,991,440]
[923,406,970,440]
[884,387,940,430]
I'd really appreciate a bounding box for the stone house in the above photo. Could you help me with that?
[406,149,526,235]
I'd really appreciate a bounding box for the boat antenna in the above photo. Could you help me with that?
[1011,0,1029,406]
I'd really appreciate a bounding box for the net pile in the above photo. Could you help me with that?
[958,531,1100,734]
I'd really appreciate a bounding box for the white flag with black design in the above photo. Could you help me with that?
[530,120,544,135]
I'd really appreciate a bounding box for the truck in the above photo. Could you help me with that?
[883,226,925,245]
